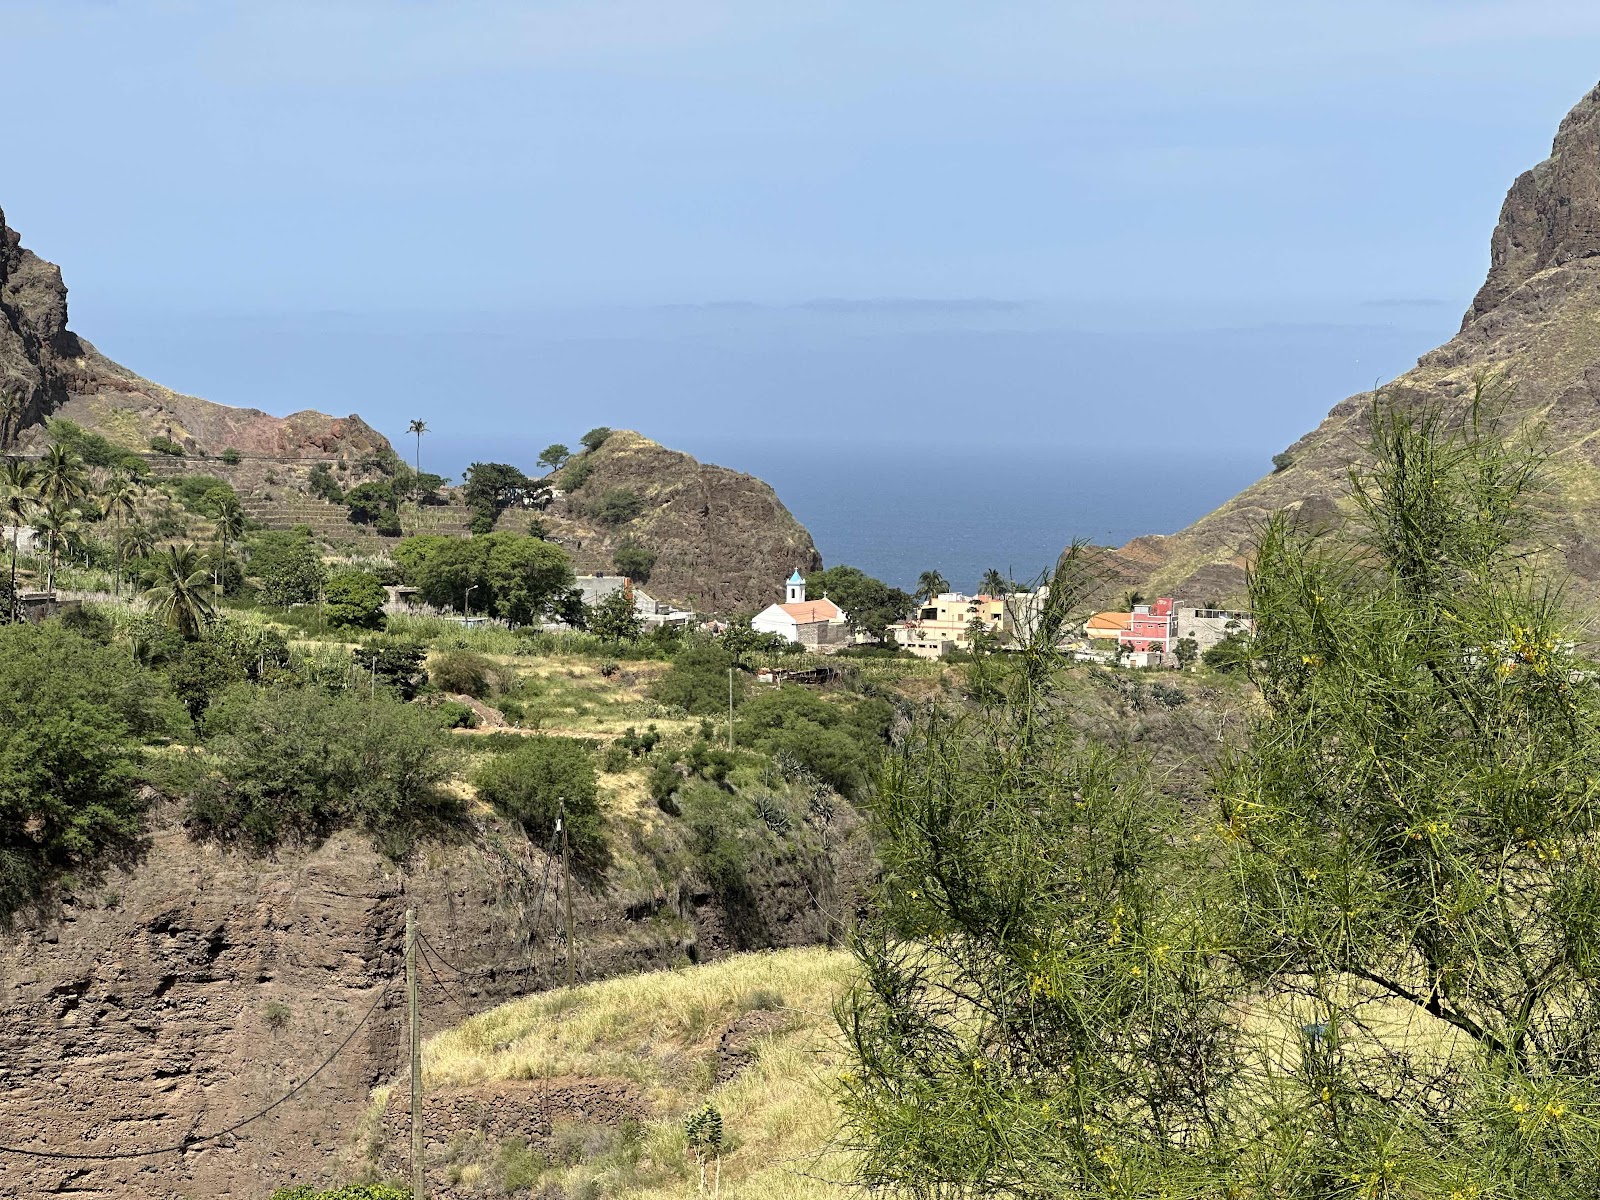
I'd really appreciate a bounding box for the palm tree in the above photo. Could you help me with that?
[34,502,82,593]
[0,384,26,451]
[1120,589,1146,611]
[36,443,89,508]
[119,522,156,581]
[979,568,1010,598]
[141,544,216,639]
[407,419,428,483]
[211,491,246,595]
[100,475,140,596]
[915,570,949,603]
[0,459,38,615]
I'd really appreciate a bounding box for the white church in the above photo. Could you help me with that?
[750,569,851,648]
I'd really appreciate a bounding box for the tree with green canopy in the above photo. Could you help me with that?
[805,565,914,639]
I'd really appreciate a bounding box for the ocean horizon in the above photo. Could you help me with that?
[690,441,1267,597]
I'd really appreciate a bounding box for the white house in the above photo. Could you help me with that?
[751,569,850,647]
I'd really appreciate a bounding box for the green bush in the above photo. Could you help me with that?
[352,640,429,701]
[148,435,186,457]
[251,530,328,608]
[430,649,493,698]
[184,685,461,856]
[324,569,388,631]
[651,640,741,716]
[0,623,185,918]
[472,737,607,868]
[220,447,243,465]
[435,699,479,729]
[736,686,890,800]
[580,427,613,452]
[46,418,143,470]
[612,539,656,583]
[589,487,643,526]
[558,456,596,492]
[170,474,237,515]
[270,1184,411,1200]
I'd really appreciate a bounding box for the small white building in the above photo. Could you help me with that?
[751,570,850,647]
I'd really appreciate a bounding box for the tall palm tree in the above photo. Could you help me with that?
[36,443,89,508]
[141,544,216,639]
[211,492,246,596]
[403,422,422,480]
[100,475,140,596]
[0,459,38,615]
[979,568,1010,598]
[915,570,950,603]
[34,502,82,593]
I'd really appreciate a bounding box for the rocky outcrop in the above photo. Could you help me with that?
[526,431,822,613]
[1116,80,1600,605]
[0,206,390,461]
[0,802,853,1199]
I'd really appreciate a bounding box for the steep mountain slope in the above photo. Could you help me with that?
[0,206,386,461]
[522,430,822,613]
[1116,81,1600,604]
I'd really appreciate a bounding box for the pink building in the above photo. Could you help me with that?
[1120,598,1175,654]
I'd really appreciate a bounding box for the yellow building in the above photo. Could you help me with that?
[889,592,1007,659]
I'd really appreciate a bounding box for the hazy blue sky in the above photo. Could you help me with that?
[7,1,1600,479]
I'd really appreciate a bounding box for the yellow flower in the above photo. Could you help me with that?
[1129,965,1142,978]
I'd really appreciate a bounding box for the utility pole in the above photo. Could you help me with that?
[405,906,425,1200]
[559,801,576,989]
[727,667,734,751]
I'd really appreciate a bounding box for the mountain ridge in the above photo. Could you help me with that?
[1114,80,1600,604]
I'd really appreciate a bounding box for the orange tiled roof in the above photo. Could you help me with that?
[1086,611,1133,634]
[780,599,843,623]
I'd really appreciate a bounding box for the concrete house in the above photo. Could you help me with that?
[751,570,850,647]
[888,592,1007,659]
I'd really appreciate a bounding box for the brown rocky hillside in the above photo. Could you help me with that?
[1,207,388,462]
[523,430,821,613]
[1,207,823,610]
[1113,80,1600,606]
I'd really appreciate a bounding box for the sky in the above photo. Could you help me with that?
[6,1,1600,482]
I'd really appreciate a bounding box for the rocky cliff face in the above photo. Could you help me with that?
[525,430,822,613]
[0,802,858,1198]
[1115,81,1600,604]
[0,206,389,460]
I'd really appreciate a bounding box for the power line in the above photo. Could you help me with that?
[0,981,393,1161]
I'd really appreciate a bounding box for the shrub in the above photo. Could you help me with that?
[430,649,493,698]
[472,737,607,868]
[601,742,630,773]
[0,623,186,917]
[324,570,388,631]
[352,640,429,701]
[590,487,643,526]
[270,1186,411,1200]
[651,640,740,716]
[220,447,243,465]
[558,456,596,493]
[612,540,656,583]
[171,474,236,515]
[307,462,343,503]
[184,685,461,856]
[148,435,185,456]
[435,699,479,729]
[586,589,641,643]
[251,530,328,608]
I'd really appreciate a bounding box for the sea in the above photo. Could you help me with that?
[690,441,1266,595]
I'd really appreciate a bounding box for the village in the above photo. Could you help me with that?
[744,568,1252,668]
